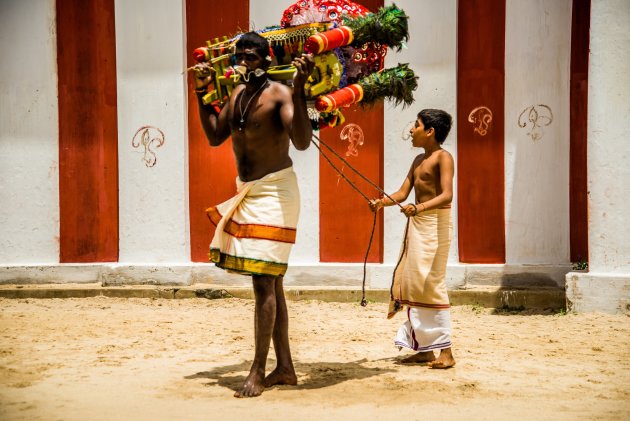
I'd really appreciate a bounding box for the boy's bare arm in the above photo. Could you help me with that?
[369,168,414,212]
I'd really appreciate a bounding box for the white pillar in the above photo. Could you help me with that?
[114,0,189,264]
[0,0,60,264]
[505,0,572,265]
[566,0,630,314]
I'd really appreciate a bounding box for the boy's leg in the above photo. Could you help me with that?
[428,347,456,369]
[401,351,436,364]
[264,275,297,387]
[235,275,277,398]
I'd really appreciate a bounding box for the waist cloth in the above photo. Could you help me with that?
[388,208,453,319]
[206,166,300,277]
[389,208,453,351]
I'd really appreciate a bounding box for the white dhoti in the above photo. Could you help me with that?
[206,167,300,277]
[394,307,452,351]
[388,208,453,351]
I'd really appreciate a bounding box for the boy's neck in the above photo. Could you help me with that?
[423,140,442,156]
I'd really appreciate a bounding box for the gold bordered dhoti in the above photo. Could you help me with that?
[389,208,453,351]
[206,167,300,277]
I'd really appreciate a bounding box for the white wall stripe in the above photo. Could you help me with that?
[383,0,458,265]
[505,0,572,264]
[0,0,60,263]
[249,1,321,265]
[115,0,190,263]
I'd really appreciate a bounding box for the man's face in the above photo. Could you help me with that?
[234,48,264,72]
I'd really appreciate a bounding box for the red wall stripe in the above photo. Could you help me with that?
[57,0,119,262]
[569,0,590,263]
[186,1,248,262]
[457,0,506,263]
[319,0,384,263]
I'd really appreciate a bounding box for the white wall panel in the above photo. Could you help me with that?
[250,0,321,265]
[505,0,572,264]
[115,0,189,263]
[383,0,458,264]
[0,0,60,263]
[587,0,630,273]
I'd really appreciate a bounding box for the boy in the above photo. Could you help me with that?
[369,109,455,368]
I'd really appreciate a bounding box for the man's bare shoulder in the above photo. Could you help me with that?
[269,81,292,99]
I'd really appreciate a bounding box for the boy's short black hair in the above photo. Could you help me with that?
[418,109,452,144]
[235,32,270,65]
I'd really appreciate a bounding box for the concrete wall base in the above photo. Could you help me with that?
[565,271,630,314]
[1,263,570,289]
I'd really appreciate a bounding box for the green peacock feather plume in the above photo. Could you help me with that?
[359,63,418,108]
[344,4,409,51]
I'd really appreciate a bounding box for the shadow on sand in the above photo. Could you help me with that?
[185,358,396,393]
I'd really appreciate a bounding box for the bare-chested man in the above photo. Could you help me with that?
[370,109,456,369]
[193,32,315,397]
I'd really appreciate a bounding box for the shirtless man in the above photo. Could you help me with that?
[370,109,456,369]
[193,32,315,396]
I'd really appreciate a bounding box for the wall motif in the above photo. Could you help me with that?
[131,126,165,167]
[518,104,553,141]
[467,106,493,136]
[340,123,364,157]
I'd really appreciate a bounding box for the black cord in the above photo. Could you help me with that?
[310,133,405,307]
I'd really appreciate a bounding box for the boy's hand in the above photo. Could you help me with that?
[369,199,384,213]
[401,203,417,217]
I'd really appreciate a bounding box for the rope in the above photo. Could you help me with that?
[310,133,405,306]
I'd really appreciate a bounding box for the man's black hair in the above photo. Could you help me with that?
[235,32,270,65]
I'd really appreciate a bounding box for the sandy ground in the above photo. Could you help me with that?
[0,297,629,421]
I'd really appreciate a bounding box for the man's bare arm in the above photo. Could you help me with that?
[280,54,315,151]
[196,95,231,146]
[193,62,231,146]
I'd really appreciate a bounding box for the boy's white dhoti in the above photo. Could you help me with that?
[206,167,300,277]
[389,208,453,351]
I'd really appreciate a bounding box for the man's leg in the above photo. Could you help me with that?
[264,276,297,387]
[235,275,276,398]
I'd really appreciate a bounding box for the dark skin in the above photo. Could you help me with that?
[369,118,456,368]
[194,47,315,397]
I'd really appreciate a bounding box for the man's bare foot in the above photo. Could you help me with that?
[401,351,435,364]
[428,348,456,369]
[263,367,298,388]
[234,370,265,398]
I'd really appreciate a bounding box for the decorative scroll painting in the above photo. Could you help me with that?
[132,126,165,167]
[518,104,553,141]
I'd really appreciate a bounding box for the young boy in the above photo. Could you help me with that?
[369,109,455,368]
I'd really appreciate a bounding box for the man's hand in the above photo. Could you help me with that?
[369,199,384,213]
[192,62,216,90]
[291,53,315,89]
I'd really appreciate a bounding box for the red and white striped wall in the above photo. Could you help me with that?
[1,0,607,290]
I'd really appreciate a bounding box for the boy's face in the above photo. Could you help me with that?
[410,118,433,148]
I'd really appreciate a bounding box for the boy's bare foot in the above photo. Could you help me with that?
[263,367,298,388]
[428,347,456,369]
[234,370,265,398]
[401,351,435,364]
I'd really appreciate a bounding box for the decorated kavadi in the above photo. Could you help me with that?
[191,1,417,129]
